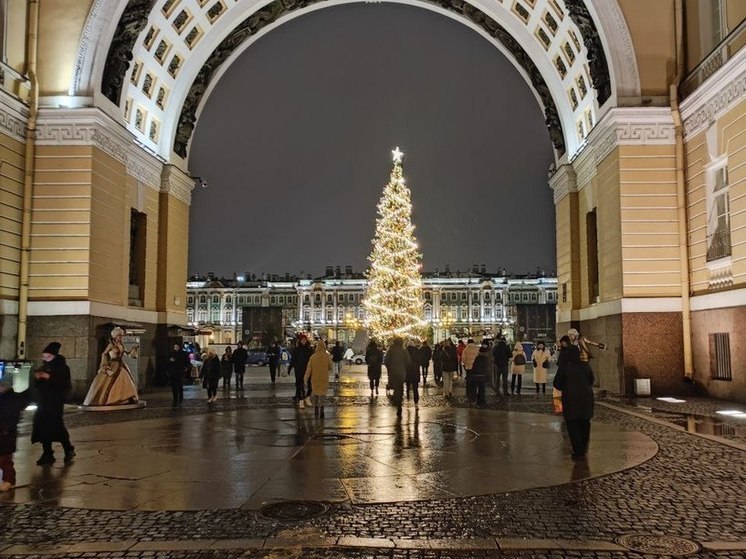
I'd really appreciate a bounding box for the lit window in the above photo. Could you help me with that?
[707,162,731,261]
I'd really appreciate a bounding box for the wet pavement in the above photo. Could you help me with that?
[1,365,744,558]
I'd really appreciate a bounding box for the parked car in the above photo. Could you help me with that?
[350,354,366,365]
[246,347,268,366]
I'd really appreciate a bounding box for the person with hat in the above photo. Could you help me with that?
[288,334,313,408]
[470,341,492,407]
[32,342,75,466]
[0,375,32,491]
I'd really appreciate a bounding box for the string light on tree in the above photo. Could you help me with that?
[363,147,426,343]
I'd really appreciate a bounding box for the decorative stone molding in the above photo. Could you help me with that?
[571,107,675,188]
[549,164,577,205]
[681,47,746,141]
[161,164,195,206]
[70,0,123,96]
[707,258,734,290]
[586,0,641,99]
[36,107,164,187]
[0,89,29,143]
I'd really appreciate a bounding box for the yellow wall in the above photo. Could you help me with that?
[0,132,25,300]
[555,191,579,313]
[686,97,746,293]
[30,145,92,299]
[619,144,681,297]
[157,193,190,314]
[595,149,623,302]
[37,1,93,97]
[620,0,676,97]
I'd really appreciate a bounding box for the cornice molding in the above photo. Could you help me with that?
[161,164,195,206]
[0,89,29,143]
[572,107,675,188]
[681,47,746,141]
[549,164,577,205]
[36,107,164,187]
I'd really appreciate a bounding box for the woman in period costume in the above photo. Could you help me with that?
[83,327,139,406]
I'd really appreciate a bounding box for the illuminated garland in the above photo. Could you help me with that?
[363,147,426,343]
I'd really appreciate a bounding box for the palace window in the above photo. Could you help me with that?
[706,161,731,261]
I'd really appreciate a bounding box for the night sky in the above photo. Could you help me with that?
[188,3,556,279]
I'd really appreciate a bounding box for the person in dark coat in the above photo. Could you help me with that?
[419,341,432,385]
[220,346,233,390]
[405,342,421,406]
[167,343,189,406]
[201,349,222,403]
[288,335,313,408]
[553,336,595,459]
[0,378,32,491]
[441,339,458,398]
[365,339,383,396]
[384,337,410,417]
[470,341,492,407]
[491,336,511,395]
[432,342,443,385]
[32,342,75,466]
[267,341,281,384]
[330,341,344,380]
[231,341,248,391]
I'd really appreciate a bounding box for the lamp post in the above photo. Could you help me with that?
[440,311,454,340]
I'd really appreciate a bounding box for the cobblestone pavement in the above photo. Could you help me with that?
[1,367,745,557]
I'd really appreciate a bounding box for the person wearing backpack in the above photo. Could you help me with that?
[510,342,527,394]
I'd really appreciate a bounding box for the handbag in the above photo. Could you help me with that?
[553,397,563,414]
[543,360,550,369]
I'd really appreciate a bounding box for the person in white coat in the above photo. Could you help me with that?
[531,341,550,394]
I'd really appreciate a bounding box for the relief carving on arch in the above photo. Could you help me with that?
[173,0,568,158]
[101,0,155,105]
[564,0,612,106]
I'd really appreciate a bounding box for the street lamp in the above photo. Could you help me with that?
[440,311,454,340]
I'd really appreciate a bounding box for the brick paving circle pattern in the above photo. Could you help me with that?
[616,533,701,555]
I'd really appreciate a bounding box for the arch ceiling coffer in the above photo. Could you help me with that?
[98,0,615,163]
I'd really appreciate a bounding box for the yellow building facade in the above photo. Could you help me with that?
[0,0,744,400]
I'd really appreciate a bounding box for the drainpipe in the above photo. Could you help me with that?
[670,0,694,379]
[17,0,40,360]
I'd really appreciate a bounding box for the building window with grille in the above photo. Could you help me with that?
[128,209,147,307]
[709,332,732,381]
[706,162,730,261]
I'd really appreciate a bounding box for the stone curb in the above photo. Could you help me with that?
[597,401,746,452]
[8,537,745,554]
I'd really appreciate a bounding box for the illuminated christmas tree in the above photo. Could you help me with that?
[363,147,425,343]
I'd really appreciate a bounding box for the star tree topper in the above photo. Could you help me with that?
[392,146,404,164]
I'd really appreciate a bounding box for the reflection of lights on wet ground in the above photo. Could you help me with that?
[716,410,746,419]
[25,404,38,411]
[656,397,687,404]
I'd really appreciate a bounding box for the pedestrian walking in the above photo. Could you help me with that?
[267,341,280,384]
[461,338,479,402]
[531,341,550,394]
[365,339,383,396]
[470,341,491,406]
[201,349,221,403]
[384,337,410,418]
[32,342,75,466]
[432,342,443,385]
[330,341,344,380]
[491,336,511,395]
[405,341,420,407]
[232,341,248,391]
[510,342,526,394]
[441,339,458,398]
[456,340,466,377]
[0,377,31,491]
[220,346,233,390]
[279,346,290,377]
[553,336,594,459]
[304,339,333,418]
[288,335,313,408]
[167,343,189,406]
[419,340,432,385]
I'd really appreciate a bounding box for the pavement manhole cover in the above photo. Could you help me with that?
[310,433,350,442]
[617,534,700,556]
[259,501,328,522]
